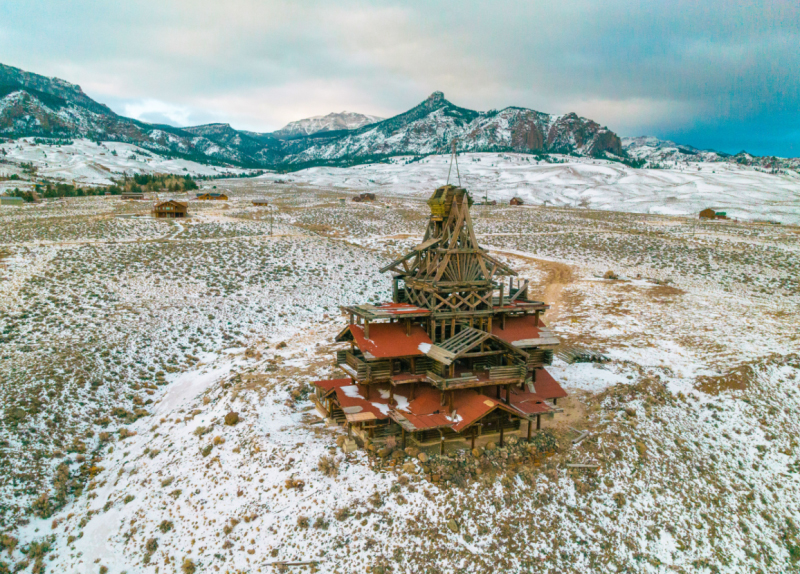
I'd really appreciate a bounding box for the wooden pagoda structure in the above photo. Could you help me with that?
[311,185,567,453]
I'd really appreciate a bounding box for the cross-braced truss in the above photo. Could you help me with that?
[380,186,515,314]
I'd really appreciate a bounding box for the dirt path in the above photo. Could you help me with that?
[490,249,576,322]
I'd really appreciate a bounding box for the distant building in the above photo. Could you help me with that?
[352,192,376,202]
[121,192,145,200]
[252,199,270,206]
[153,200,188,218]
[699,208,727,220]
[510,197,524,206]
[0,196,24,206]
[197,192,228,200]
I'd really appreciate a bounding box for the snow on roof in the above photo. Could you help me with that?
[393,386,519,432]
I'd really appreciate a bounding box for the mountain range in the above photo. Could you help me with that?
[1,62,796,171]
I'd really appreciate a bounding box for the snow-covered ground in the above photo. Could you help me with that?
[0,138,249,187]
[0,181,798,573]
[259,152,800,225]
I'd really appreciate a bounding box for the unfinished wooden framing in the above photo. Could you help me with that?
[313,184,567,452]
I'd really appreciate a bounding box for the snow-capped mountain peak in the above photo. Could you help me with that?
[272,111,384,138]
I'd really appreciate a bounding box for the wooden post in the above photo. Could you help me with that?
[365,385,370,400]
[364,320,370,339]
[451,317,456,339]
[471,426,477,450]
[389,385,394,405]
[534,311,540,327]
[401,428,406,450]
[499,284,504,309]
[536,414,541,430]
[410,357,416,373]
[439,430,445,455]
[532,369,537,382]
[431,319,436,342]
[502,313,506,330]
[499,416,505,447]
[527,419,532,441]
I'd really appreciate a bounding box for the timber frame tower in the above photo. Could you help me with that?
[312,185,568,454]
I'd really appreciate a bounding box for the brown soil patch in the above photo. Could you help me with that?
[543,392,588,433]
[490,250,576,323]
[696,353,800,395]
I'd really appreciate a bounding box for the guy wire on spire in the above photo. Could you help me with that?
[446,138,461,186]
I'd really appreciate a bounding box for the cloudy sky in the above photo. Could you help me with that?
[1,0,798,156]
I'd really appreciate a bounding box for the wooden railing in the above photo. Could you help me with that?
[336,351,391,383]
[427,364,526,390]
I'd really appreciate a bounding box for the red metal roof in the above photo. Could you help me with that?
[311,378,352,394]
[394,386,517,432]
[533,368,568,399]
[342,323,433,359]
[491,314,543,345]
[395,387,452,430]
[505,385,552,416]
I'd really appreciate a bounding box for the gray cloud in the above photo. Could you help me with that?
[1,0,797,155]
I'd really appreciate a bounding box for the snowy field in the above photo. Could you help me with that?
[0,138,248,188]
[0,180,798,573]
[3,140,799,225]
[260,153,800,225]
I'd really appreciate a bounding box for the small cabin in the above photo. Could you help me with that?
[510,197,524,206]
[121,192,145,200]
[252,199,270,206]
[700,208,727,220]
[352,192,377,203]
[196,192,228,201]
[153,200,188,218]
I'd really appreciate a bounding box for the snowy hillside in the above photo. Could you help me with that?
[0,138,249,187]
[623,136,800,172]
[261,152,800,225]
[272,111,384,137]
